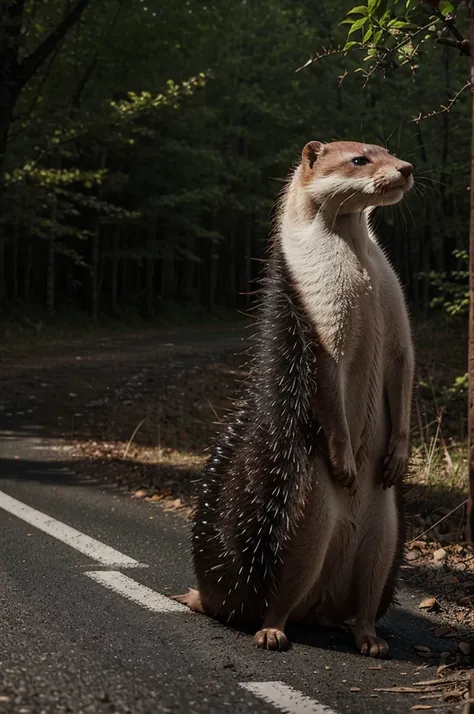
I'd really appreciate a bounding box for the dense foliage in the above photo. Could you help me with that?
[0,0,470,321]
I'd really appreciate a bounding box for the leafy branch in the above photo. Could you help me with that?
[300,1,470,119]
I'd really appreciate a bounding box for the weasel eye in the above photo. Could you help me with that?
[352,156,370,166]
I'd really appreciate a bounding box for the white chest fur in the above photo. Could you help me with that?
[281,213,375,362]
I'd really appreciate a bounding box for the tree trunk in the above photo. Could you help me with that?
[46,240,56,318]
[120,249,128,306]
[111,224,120,315]
[467,1,474,541]
[146,215,156,317]
[23,237,32,303]
[0,228,5,308]
[90,148,107,324]
[12,213,20,301]
[208,252,217,311]
[91,227,99,323]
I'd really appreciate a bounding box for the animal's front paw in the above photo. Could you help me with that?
[254,628,289,651]
[356,634,389,658]
[383,435,409,489]
[329,438,357,495]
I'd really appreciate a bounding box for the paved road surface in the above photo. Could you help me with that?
[0,334,463,714]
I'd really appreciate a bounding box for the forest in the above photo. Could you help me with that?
[0,0,470,323]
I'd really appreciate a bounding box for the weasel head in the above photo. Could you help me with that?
[299,140,413,215]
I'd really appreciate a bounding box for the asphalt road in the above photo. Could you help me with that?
[0,338,465,714]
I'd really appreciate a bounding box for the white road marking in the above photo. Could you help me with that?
[240,682,338,714]
[85,570,188,612]
[0,489,143,568]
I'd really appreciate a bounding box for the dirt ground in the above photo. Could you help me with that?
[0,319,473,659]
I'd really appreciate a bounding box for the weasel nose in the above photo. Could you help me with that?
[397,162,413,178]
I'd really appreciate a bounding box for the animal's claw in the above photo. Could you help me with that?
[254,628,289,651]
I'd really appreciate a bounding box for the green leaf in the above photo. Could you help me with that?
[365,47,377,57]
[368,0,381,12]
[363,26,373,43]
[439,1,454,16]
[387,19,410,29]
[343,40,359,50]
[347,5,369,16]
[347,16,369,36]
[373,28,383,45]
[377,10,391,28]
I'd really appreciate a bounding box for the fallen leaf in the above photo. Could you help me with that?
[350,687,361,692]
[433,626,452,637]
[433,548,446,562]
[414,645,432,655]
[459,642,472,655]
[418,597,439,612]
[411,706,432,711]
[132,489,147,498]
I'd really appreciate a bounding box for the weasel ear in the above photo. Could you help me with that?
[302,141,323,170]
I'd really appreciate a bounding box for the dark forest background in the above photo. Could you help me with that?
[0,0,470,326]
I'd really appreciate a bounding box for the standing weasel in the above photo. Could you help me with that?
[174,140,415,658]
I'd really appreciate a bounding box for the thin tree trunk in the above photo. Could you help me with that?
[146,215,156,317]
[208,251,217,311]
[244,227,252,309]
[91,227,99,323]
[23,237,32,303]
[91,148,107,324]
[467,1,474,541]
[120,248,127,305]
[0,227,5,308]
[228,225,237,306]
[12,213,20,301]
[111,224,120,315]
[46,155,61,318]
[46,239,56,318]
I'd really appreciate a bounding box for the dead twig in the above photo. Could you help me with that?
[123,418,145,459]
[413,82,471,123]
[408,499,468,542]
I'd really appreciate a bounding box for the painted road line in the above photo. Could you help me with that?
[85,571,188,612]
[240,682,338,714]
[0,489,143,568]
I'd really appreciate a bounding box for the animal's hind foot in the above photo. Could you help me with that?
[170,588,204,613]
[356,634,389,658]
[254,628,289,651]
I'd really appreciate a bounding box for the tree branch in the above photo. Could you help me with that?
[72,0,126,107]
[412,81,470,122]
[421,2,470,53]
[436,35,471,55]
[443,12,466,44]
[16,0,93,90]
[0,0,26,77]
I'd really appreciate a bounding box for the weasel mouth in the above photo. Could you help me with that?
[376,185,405,197]
[377,177,412,194]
